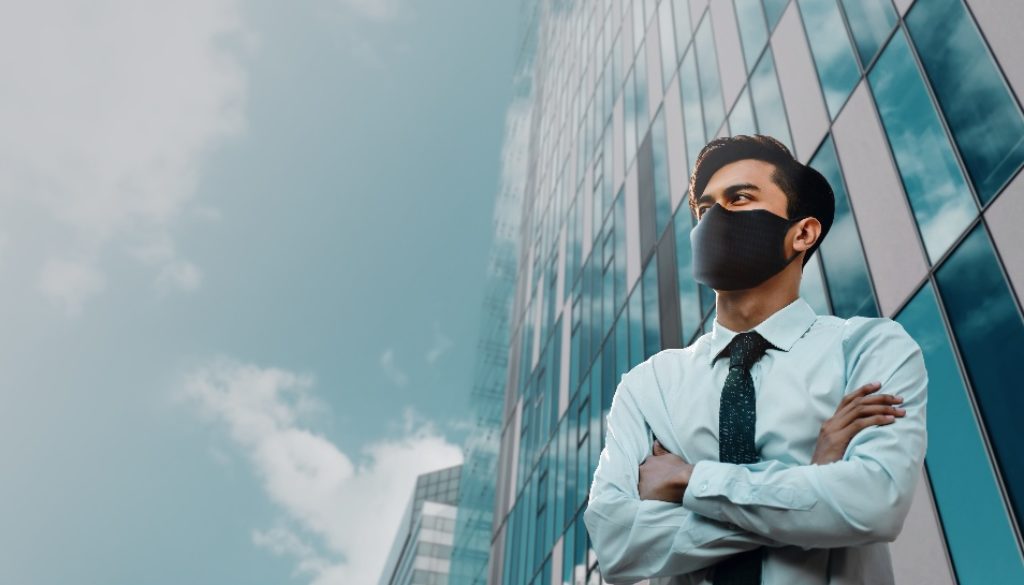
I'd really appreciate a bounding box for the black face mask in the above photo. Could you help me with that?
[690,203,806,291]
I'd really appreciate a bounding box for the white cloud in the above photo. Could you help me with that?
[0,0,251,311]
[340,0,403,22]
[425,320,454,365]
[38,257,106,315]
[379,348,409,387]
[183,357,464,585]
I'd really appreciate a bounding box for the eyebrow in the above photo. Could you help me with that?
[696,182,761,206]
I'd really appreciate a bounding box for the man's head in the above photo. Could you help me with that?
[688,134,835,269]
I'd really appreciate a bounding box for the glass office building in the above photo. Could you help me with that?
[487,1,1024,584]
[380,464,463,585]
[448,75,527,585]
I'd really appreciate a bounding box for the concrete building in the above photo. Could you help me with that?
[488,0,1024,583]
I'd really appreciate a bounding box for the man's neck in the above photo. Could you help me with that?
[714,284,800,332]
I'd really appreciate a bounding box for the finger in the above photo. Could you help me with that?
[833,413,897,447]
[835,386,896,420]
[652,439,668,456]
[835,395,905,428]
[837,382,882,410]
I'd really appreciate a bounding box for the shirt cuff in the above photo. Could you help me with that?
[682,459,731,522]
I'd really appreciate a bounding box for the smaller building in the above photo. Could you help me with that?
[379,464,462,585]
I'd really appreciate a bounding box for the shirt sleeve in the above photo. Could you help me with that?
[681,318,928,549]
[582,364,785,585]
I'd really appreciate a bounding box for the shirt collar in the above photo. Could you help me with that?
[704,296,818,366]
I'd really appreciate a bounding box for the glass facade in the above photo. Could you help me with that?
[484,1,1024,584]
[380,465,463,585]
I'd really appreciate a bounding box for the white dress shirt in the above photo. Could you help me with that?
[582,296,928,584]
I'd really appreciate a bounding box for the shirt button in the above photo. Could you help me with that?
[700,481,708,492]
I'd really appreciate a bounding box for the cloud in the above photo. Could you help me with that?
[339,0,403,22]
[379,348,409,387]
[0,0,251,311]
[425,320,454,365]
[183,357,464,585]
[37,257,106,315]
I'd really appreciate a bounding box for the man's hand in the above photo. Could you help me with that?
[812,381,906,465]
[638,439,694,503]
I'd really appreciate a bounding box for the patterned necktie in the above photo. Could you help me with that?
[713,330,773,585]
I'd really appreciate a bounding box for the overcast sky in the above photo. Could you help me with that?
[0,0,521,582]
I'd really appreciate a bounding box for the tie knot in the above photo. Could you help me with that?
[728,331,772,370]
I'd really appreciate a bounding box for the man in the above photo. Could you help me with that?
[582,134,928,585]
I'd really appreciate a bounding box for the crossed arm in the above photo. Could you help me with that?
[583,319,928,583]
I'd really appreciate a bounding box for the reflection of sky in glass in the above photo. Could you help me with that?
[906,0,1024,205]
[642,258,661,357]
[658,0,677,89]
[797,0,860,119]
[729,85,758,137]
[735,0,769,73]
[840,0,897,67]
[763,0,789,31]
[651,108,672,237]
[749,49,793,153]
[679,46,705,172]
[810,135,878,318]
[897,282,1024,585]
[695,14,725,138]
[625,68,638,170]
[867,29,976,264]
[674,211,701,343]
[635,40,650,140]
[934,222,1024,545]
[672,0,692,63]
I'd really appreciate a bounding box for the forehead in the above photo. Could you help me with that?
[702,159,778,194]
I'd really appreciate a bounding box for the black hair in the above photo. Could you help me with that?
[688,134,835,268]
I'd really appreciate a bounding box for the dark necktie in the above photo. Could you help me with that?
[713,330,773,585]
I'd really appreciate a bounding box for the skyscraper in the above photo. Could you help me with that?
[488,1,1024,584]
[379,464,463,585]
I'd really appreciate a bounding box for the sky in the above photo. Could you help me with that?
[0,0,522,583]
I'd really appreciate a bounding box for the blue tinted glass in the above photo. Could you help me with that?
[635,42,650,140]
[906,0,1024,204]
[808,135,878,318]
[695,14,725,138]
[729,85,757,136]
[658,0,677,88]
[867,29,976,263]
[642,257,661,358]
[614,189,628,312]
[749,49,793,153]
[651,107,672,237]
[673,0,693,63]
[935,222,1024,535]
[735,0,769,72]
[674,211,701,343]
[896,282,1024,584]
[797,0,860,119]
[679,46,705,171]
[624,68,638,171]
[839,0,896,67]
[628,282,645,366]
[763,0,788,31]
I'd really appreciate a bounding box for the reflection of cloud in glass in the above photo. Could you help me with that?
[811,135,876,318]
[906,0,1024,204]
[749,49,793,153]
[934,222,1024,534]
[868,29,977,264]
[797,0,860,118]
